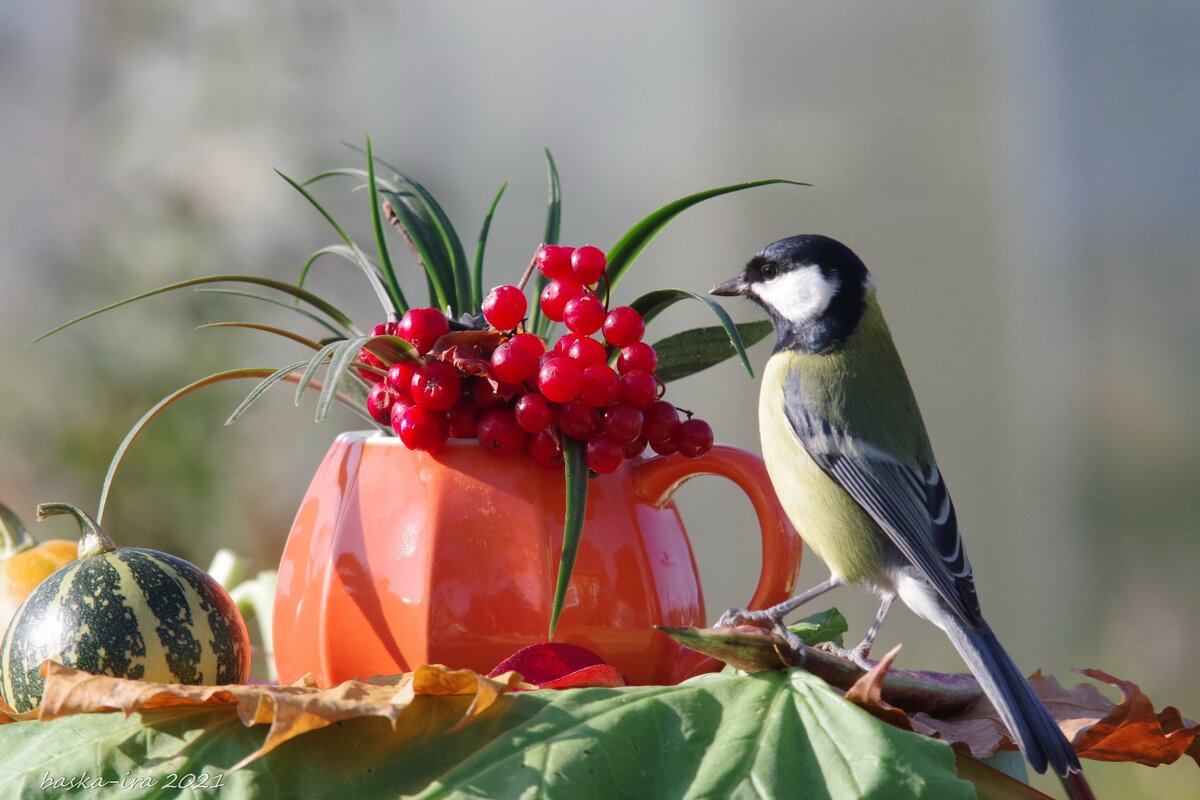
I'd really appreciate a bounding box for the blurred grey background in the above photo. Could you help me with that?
[1,2,1196,795]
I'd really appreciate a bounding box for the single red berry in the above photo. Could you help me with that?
[623,434,649,459]
[555,333,584,354]
[571,245,607,285]
[618,370,659,409]
[491,334,543,384]
[563,293,606,336]
[649,436,678,456]
[514,392,553,433]
[539,278,585,322]
[411,361,463,411]
[366,382,397,424]
[674,418,714,458]
[356,349,386,383]
[385,361,420,400]
[557,400,600,440]
[396,308,450,355]
[395,406,449,453]
[535,245,574,280]
[580,364,620,408]
[602,402,644,444]
[389,397,416,435]
[528,430,564,469]
[537,356,583,403]
[566,336,608,369]
[482,285,528,331]
[642,400,680,443]
[446,395,481,438]
[617,342,658,375]
[585,436,624,474]
[477,408,528,457]
[602,306,645,348]
[371,321,400,337]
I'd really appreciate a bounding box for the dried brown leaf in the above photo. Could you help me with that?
[427,330,504,376]
[844,645,913,730]
[33,661,522,769]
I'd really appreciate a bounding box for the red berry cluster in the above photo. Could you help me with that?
[357,245,714,473]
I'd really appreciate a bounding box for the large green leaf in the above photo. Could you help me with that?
[606,178,809,293]
[653,319,774,383]
[628,289,760,379]
[548,437,587,638]
[0,670,978,799]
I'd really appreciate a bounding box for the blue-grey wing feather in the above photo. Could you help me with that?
[783,378,983,627]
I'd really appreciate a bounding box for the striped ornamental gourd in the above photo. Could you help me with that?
[0,503,250,713]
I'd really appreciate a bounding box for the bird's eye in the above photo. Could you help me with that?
[760,263,778,280]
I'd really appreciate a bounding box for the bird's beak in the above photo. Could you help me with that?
[710,274,749,297]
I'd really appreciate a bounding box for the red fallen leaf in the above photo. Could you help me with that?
[487,643,625,689]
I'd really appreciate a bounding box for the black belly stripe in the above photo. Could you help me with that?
[1,564,72,712]
[118,549,203,684]
[149,551,247,684]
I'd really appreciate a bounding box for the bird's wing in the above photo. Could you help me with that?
[783,394,983,627]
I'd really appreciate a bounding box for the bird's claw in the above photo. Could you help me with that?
[714,608,807,666]
[815,640,876,672]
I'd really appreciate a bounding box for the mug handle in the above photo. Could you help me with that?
[631,444,802,617]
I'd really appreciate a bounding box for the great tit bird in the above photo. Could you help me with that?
[712,235,1093,800]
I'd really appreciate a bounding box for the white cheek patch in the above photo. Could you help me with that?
[752,265,840,325]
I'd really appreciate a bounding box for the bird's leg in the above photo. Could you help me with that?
[715,576,843,661]
[817,594,895,671]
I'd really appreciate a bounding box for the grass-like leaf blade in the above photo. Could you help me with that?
[196,322,323,352]
[295,340,343,407]
[365,137,406,314]
[531,148,562,337]
[30,275,356,344]
[226,360,311,425]
[394,174,471,315]
[473,181,508,308]
[651,320,773,383]
[606,178,810,292]
[96,368,377,524]
[548,437,587,638]
[381,189,453,312]
[278,168,403,316]
[193,288,350,339]
[316,336,370,423]
[628,289,759,379]
[296,245,396,314]
[302,167,399,193]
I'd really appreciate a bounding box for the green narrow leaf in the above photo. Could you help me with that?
[651,320,774,383]
[606,178,810,292]
[381,189,453,312]
[316,337,371,423]
[226,360,312,425]
[530,148,562,337]
[30,275,357,345]
[548,438,587,638]
[301,167,399,193]
[95,368,378,525]
[196,322,324,352]
[297,245,397,316]
[394,174,471,315]
[193,288,351,339]
[365,137,407,315]
[627,289,759,379]
[473,181,508,307]
[295,340,344,407]
[277,169,405,316]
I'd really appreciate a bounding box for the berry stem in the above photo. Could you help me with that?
[516,251,539,292]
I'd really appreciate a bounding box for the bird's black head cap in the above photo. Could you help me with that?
[711,234,870,354]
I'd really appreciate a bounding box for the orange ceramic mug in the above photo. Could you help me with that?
[274,431,801,686]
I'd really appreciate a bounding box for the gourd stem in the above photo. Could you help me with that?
[0,502,35,559]
[36,502,118,559]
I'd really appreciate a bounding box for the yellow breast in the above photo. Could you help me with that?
[758,353,887,584]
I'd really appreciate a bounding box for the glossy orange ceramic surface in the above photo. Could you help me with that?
[274,432,801,686]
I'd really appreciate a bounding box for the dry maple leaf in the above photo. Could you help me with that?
[32,660,522,769]
[427,329,505,377]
